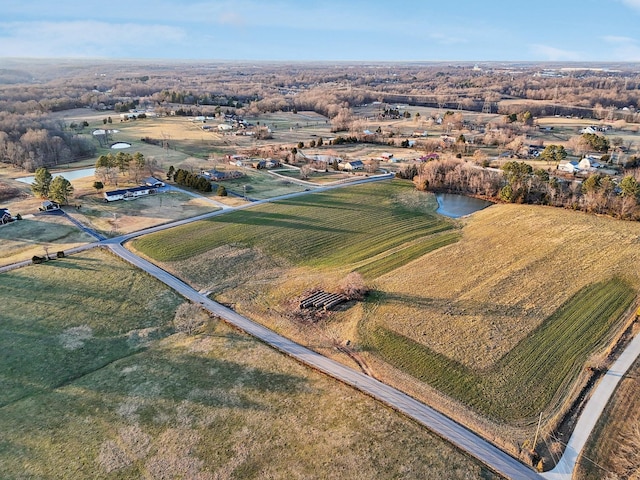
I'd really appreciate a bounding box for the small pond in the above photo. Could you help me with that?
[435,193,494,218]
[16,167,96,184]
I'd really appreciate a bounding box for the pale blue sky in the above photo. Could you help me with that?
[1,0,640,61]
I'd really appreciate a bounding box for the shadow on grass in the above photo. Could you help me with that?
[375,290,532,319]
[74,344,308,410]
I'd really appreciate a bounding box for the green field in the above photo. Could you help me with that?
[361,278,635,421]
[0,247,500,479]
[0,248,184,407]
[132,180,456,269]
[0,215,95,266]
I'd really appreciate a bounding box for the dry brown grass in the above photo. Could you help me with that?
[368,204,640,369]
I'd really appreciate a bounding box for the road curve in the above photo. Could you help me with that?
[108,242,540,480]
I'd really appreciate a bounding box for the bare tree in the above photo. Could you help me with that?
[173,302,211,335]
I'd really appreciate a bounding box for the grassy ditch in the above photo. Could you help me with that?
[361,278,635,421]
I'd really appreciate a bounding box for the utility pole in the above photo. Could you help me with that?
[532,412,543,452]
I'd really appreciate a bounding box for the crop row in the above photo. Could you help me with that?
[356,232,461,280]
[361,278,635,421]
[134,182,455,270]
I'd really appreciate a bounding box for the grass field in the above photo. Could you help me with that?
[575,353,640,480]
[361,278,635,421]
[0,248,183,407]
[209,167,309,199]
[0,214,95,266]
[0,248,500,479]
[132,181,455,268]
[130,182,640,458]
[72,187,220,237]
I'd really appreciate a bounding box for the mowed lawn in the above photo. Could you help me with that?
[0,250,500,479]
[0,214,95,266]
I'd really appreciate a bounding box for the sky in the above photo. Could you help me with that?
[2,0,640,62]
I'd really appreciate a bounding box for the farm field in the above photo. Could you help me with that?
[131,181,640,463]
[0,213,95,266]
[0,249,499,479]
[575,354,640,480]
[131,180,455,267]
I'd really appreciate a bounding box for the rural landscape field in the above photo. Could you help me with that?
[0,250,498,479]
[2,48,640,479]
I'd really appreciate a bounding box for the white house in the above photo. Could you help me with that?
[341,160,364,171]
[104,186,155,202]
[558,161,581,173]
[218,123,233,131]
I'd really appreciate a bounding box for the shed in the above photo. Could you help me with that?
[143,177,165,188]
[40,200,60,211]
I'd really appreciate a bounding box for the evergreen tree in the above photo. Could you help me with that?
[49,176,74,204]
[31,167,52,198]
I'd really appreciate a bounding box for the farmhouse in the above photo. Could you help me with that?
[341,160,364,171]
[0,208,12,224]
[104,185,156,202]
[143,177,165,188]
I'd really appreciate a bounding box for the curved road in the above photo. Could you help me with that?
[7,171,635,479]
[109,243,540,480]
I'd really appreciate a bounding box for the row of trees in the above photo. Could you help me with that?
[31,167,74,204]
[409,158,640,219]
[171,168,212,193]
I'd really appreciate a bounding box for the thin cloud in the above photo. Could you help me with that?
[620,0,640,11]
[602,35,640,60]
[0,21,186,57]
[529,44,582,61]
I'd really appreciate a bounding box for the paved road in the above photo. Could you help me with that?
[543,329,640,480]
[9,171,632,479]
[109,242,541,480]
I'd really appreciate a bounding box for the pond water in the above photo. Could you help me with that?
[435,193,494,218]
[16,167,96,184]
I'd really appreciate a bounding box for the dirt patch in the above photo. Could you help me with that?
[59,325,93,350]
